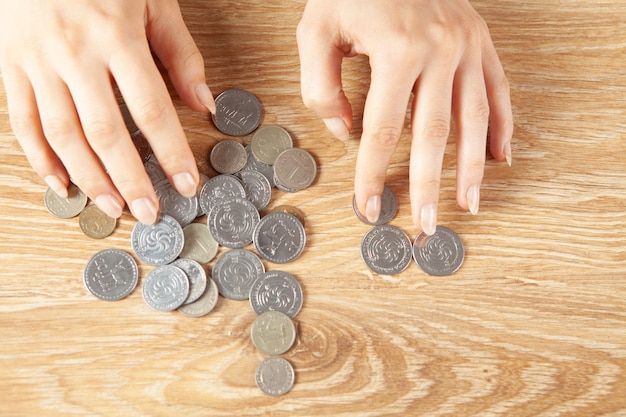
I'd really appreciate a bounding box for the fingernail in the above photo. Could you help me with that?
[467,185,480,215]
[323,117,350,140]
[365,195,381,224]
[131,197,158,225]
[504,142,512,167]
[172,172,198,198]
[95,194,123,219]
[45,175,68,199]
[195,83,216,114]
[420,204,437,236]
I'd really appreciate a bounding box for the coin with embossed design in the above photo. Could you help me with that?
[211,88,263,136]
[83,249,138,301]
[413,226,464,276]
[269,205,305,227]
[251,125,293,165]
[142,264,190,311]
[171,258,207,305]
[210,139,247,174]
[242,145,275,187]
[237,170,272,210]
[154,179,198,227]
[79,204,117,239]
[352,185,398,226]
[250,311,296,355]
[212,249,265,300]
[249,270,303,318]
[44,183,87,219]
[207,197,260,248]
[131,214,184,266]
[360,224,412,275]
[253,212,306,264]
[256,357,295,397]
[177,278,219,318]
[273,148,317,192]
[198,174,247,217]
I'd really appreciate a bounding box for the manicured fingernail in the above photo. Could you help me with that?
[323,117,350,140]
[420,204,437,236]
[131,198,158,225]
[45,175,68,199]
[365,195,381,224]
[504,142,512,167]
[195,83,216,114]
[95,194,123,219]
[172,172,197,198]
[467,185,480,215]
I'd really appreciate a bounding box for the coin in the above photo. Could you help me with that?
[79,204,117,239]
[211,88,263,136]
[120,103,152,163]
[253,212,306,264]
[198,174,247,217]
[210,139,247,174]
[255,357,295,396]
[207,197,260,248]
[360,225,412,275]
[237,170,272,210]
[212,249,265,300]
[249,270,303,318]
[352,185,398,225]
[144,157,167,185]
[242,145,275,187]
[177,278,219,318]
[44,183,87,219]
[131,214,185,266]
[83,249,138,301]
[142,264,190,311]
[269,205,305,227]
[250,311,296,356]
[413,226,464,276]
[273,148,317,192]
[250,125,293,165]
[171,258,207,305]
[179,223,219,264]
[154,179,199,227]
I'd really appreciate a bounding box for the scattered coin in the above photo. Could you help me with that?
[198,174,247,216]
[242,145,275,187]
[360,224,412,275]
[273,148,317,192]
[210,139,248,174]
[212,249,265,300]
[352,185,398,226]
[79,204,117,239]
[207,197,260,248]
[179,223,219,264]
[83,249,138,301]
[211,88,263,136]
[171,258,207,305]
[250,310,296,356]
[131,214,185,266]
[251,125,293,165]
[255,357,295,397]
[269,205,305,227]
[144,156,167,185]
[142,264,190,311]
[177,278,220,318]
[237,170,272,211]
[413,226,465,276]
[44,183,87,219]
[154,179,199,227]
[249,270,303,318]
[253,212,306,264]
[120,103,153,162]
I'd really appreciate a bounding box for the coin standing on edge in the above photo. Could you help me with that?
[83,249,138,301]
[250,310,297,356]
[255,357,295,396]
[413,226,465,276]
[360,224,413,275]
[211,88,263,136]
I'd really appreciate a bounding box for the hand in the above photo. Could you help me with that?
[297,0,513,235]
[0,0,216,224]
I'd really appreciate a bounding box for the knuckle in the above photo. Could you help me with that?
[41,116,75,142]
[419,115,451,145]
[83,118,119,150]
[135,99,170,127]
[367,125,404,149]
[9,113,37,138]
[465,98,490,124]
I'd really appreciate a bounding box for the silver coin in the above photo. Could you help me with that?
[212,249,265,300]
[250,311,296,356]
[243,145,275,187]
[196,173,211,216]
[44,183,87,218]
[179,223,219,264]
[177,278,219,318]
[360,225,412,275]
[255,357,295,397]
[413,226,465,276]
[119,104,153,162]
[119,103,140,136]
[237,170,272,210]
[269,205,306,228]
[131,214,185,266]
[352,185,398,225]
[253,212,306,264]
[250,125,293,165]
[211,88,263,136]
[249,270,303,318]
[144,156,167,185]
[154,179,199,227]
[273,148,317,192]
[198,174,247,217]
[142,265,190,311]
[83,249,138,301]
[171,258,207,305]
[207,197,260,249]
[210,139,247,174]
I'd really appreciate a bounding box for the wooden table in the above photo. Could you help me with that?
[2,1,626,415]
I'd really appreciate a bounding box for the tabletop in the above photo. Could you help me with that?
[1,1,626,416]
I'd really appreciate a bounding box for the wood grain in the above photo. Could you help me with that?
[1,1,626,415]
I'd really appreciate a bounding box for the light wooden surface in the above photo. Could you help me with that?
[2,1,626,416]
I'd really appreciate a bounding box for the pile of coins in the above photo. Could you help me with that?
[355,186,465,276]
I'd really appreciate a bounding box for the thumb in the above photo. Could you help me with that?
[146,0,215,114]
[296,15,352,140]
